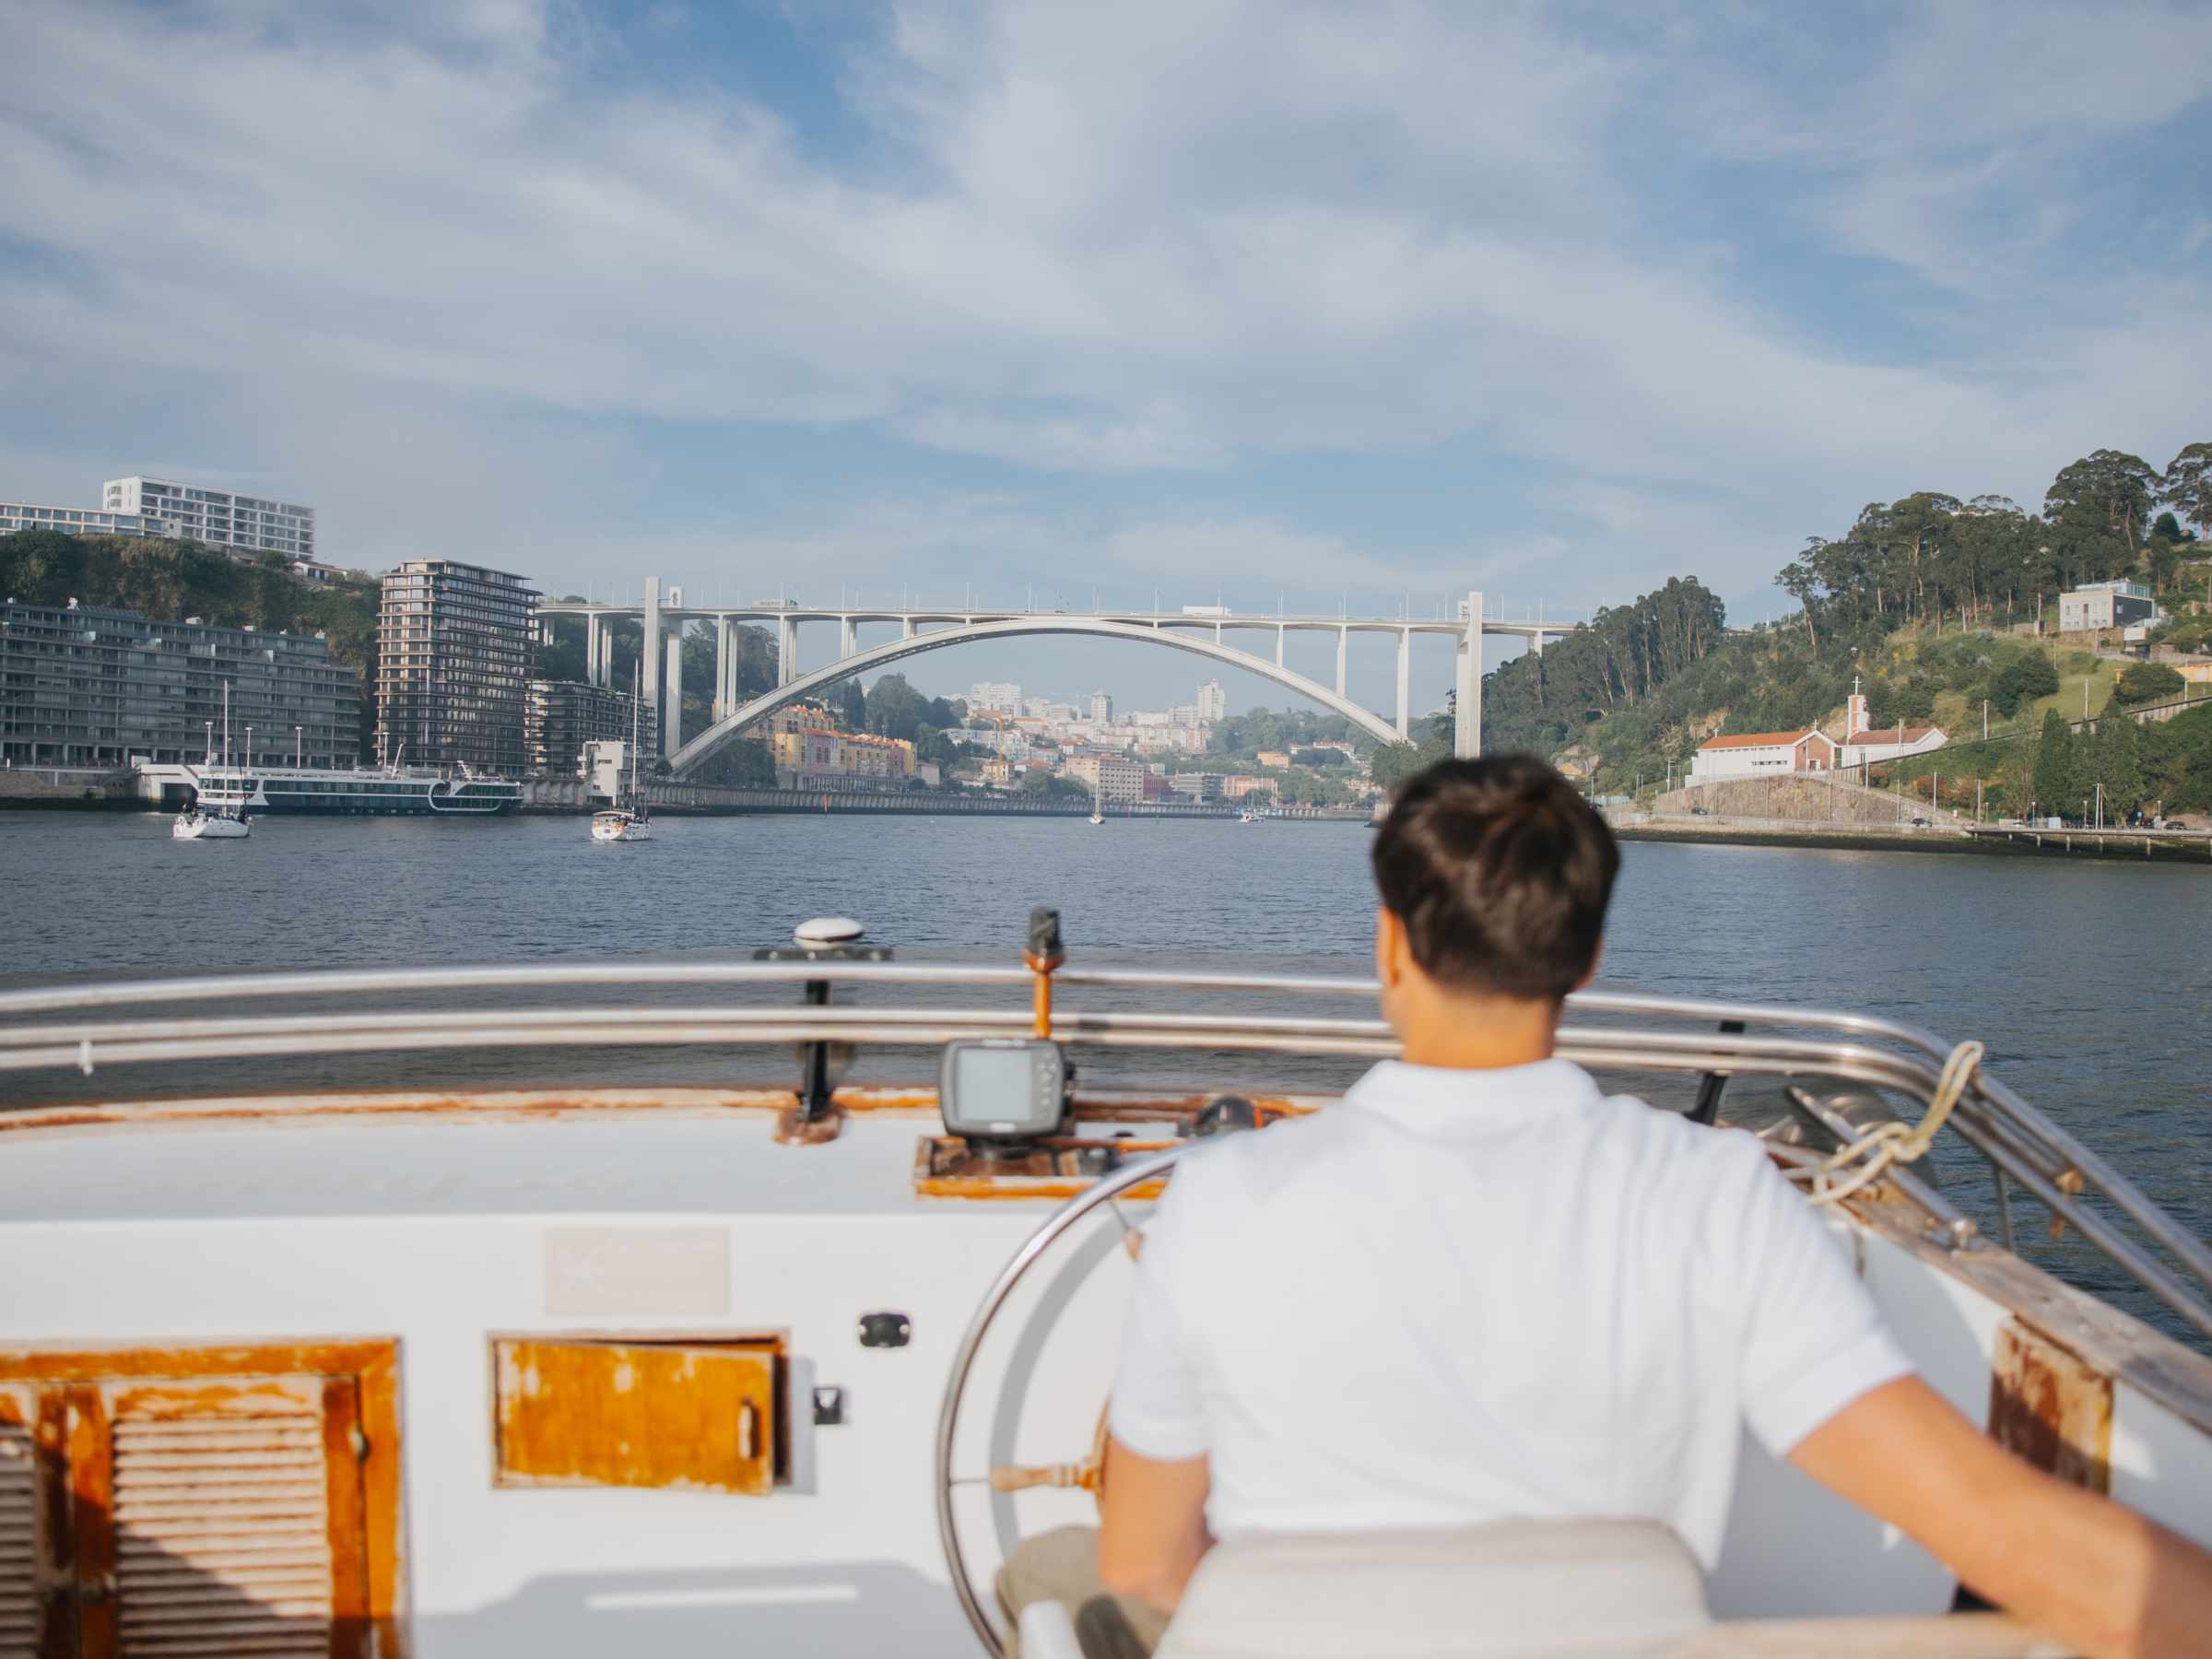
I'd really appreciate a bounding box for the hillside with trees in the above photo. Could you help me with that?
[1371,440,2212,817]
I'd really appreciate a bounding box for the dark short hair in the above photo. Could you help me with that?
[1371,755,1620,1001]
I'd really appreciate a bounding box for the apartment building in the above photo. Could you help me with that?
[375,560,538,773]
[0,599,359,769]
[525,680,637,778]
[103,477,316,559]
[0,502,181,540]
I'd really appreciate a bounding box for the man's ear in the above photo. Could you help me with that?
[1374,906,1405,988]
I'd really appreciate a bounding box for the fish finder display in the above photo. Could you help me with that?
[939,1039,1066,1140]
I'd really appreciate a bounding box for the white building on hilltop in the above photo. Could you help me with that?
[1197,679,1227,722]
[968,681,1022,714]
[102,477,316,560]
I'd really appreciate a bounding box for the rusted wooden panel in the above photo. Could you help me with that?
[1989,1318,2113,1493]
[492,1338,780,1496]
[0,1340,408,1659]
[64,1383,114,1658]
[321,1377,370,1659]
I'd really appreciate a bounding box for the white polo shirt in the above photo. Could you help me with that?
[1108,1058,1912,1568]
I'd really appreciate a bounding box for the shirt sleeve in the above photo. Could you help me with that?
[1106,1161,1211,1462]
[1728,1140,1915,1456]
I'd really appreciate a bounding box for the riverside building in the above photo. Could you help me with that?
[375,560,538,774]
[102,477,316,560]
[524,680,637,778]
[0,599,359,769]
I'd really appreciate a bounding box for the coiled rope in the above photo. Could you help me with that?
[1793,1040,1985,1208]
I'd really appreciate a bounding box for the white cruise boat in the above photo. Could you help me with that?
[1,917,2209,1656]
[180,759,523,817]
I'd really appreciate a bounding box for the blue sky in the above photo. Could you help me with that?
[1,0,2206,712]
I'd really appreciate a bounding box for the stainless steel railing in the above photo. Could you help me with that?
[2,959,2207,1338]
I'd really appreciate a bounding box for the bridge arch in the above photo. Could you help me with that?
[666,616,1405,777]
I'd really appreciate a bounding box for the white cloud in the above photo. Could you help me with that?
[0,0,2204,615]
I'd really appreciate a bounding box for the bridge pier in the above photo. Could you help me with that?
[840,617,858,660]
[641,579,664,753]
[713,618,733,721]
[1335,628,1347,699]
[778,616,798,688]
[1453,589,1482,760]
[1394,629,1411,740]
[664,629,684,758]
[1275,625,1285,668]
[585,614,603,688]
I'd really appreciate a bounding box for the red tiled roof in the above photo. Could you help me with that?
[1698,729,1829,751]
[1845,724,1942,743]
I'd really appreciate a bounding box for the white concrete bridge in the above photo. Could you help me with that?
[533,584,1576,780]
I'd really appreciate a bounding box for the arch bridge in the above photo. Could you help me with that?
[532,586,1575,780]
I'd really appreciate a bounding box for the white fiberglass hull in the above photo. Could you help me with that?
[591,812,650,842]
[171,813,250,840]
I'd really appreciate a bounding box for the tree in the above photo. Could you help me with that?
[2030,710,2079,818]
[2042,451,2161,587]
[2113,662,2186,707]
[2089,712,2144,821]
[862,673,930,742]
[2164,441,2212,542]
[832,677,866,732]
[1991,652,2058,717]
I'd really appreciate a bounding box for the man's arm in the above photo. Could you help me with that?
[1097,1435,1214,1613]
[1791,1375,2212,1658]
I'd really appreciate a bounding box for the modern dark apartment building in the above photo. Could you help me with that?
[524,679,637,778]
[375,560,538,773]
[0,599,360,769]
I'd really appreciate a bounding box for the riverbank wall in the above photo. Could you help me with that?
[0,767,137,809]
[533,778,1368,821]
[1614,815,2212,865]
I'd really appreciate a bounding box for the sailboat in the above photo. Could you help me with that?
[591,668,653,843]
[173,680,252,841]
[1088,778,1104,826]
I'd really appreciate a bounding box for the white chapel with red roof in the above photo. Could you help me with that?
[1689,679,1946,784]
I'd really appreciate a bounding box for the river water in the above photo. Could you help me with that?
[3,808,2208,1341]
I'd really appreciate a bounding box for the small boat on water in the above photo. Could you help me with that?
[2,915,2210,1654]
[171,679,252,840]
[171,804,249,840]
[1240,806,1263,823]
[591,669,653,842]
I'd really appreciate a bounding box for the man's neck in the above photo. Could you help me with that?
[1394,992,1562,1070]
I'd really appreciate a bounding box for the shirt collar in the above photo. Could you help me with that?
[1342,1057,1604,1135]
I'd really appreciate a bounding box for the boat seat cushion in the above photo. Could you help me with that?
[1155,1520,1711,1659]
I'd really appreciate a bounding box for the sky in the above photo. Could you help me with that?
[1,0,2206,714]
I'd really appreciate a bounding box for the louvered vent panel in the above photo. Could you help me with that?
[112,1394,334,1657]
[0,1416,39,1659]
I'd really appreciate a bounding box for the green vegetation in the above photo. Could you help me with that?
[2114,662,2187,707]
[1459,438,2212,818]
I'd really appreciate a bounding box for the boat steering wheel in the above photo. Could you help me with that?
[934,1143,1199,1656]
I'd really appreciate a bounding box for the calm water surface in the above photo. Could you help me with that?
[3,809,2207,1338]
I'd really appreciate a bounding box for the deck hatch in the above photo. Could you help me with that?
[492,1336,783,1496]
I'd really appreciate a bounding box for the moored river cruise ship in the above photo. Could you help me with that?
[141,759,523,816]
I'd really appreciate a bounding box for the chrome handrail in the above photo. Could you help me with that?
[3,958,2208,1337]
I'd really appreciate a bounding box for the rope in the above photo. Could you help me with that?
[1793,1040,1985,1208]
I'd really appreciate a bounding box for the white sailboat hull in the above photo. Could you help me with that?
[171,812,250,840]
